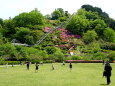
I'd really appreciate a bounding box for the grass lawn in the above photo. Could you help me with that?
[0,63,115,86]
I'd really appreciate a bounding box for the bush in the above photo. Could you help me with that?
[43,60,54,63]
[93,52,107,60]
[100,42,115,50]
[108,51,115,61]
[0,61,20,65]
[71,55,83,60]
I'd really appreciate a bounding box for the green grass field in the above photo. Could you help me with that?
[0,63,115,86]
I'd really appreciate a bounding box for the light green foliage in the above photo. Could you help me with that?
[108,51,115,61]
[71,55,83,60]
[90,42,101,53]
[46,46,57,54]
[92,19,107,37]
[81,4,110,26]
[15,27,36,44]
[100,42,115,50]
[45,14,51,19]
[3,19,15,37]
[83,30,98,44]
[53,51,65,62]
[77,9,99,20]
[93,52,107,60]
[31,30,44,42]
[13,8,45,27]
[103,27,115,42]
[0,43,16,60]
[67,13,89,35]
[38,50,48,60]
[51,8,64,20]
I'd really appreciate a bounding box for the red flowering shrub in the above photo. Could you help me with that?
[44,27,51,32]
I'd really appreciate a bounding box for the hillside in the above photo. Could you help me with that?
[0,5,115,62]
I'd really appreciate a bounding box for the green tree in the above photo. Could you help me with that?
[109,18,115,30]
[66,13,89,35]
[93,19,107,37]
[31,30,44,43]
[13,8,45,27]
[83,30,98,44]
[53,51,65,62]
[103,27,115,42]
[51,8,65,20]
[93,52,107,60]
[0,43,16,60]
[0,18,3,26]
[3,19,15,38]
[15,27,32,44]
[46,46,57,54]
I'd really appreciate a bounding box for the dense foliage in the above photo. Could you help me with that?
[0,5,115,62]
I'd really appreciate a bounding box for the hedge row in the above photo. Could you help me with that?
[0,61,21,65]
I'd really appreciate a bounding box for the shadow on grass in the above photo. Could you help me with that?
[100,84,108,86]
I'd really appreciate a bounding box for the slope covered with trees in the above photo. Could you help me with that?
[0,5,115,62]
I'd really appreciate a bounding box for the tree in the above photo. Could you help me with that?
[0,18,3,26]
[51,8,65,20]
[83,30,98,44]
[66,13,89,35]
[45,14,51,19]
[92,19,107,37]
[103,27,115,42]
[3,19,16,38]
[13,8,45,27]
[0,43,16,60]
[81,4,110,26]
[53,51,65,62]
[46,46,57,54]
[109,18,115,30]
[81,4,94,12]
[31,30,44,43]
[15,27,32,44]
[77,9,99,20]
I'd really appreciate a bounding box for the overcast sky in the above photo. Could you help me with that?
[0,0,114,20]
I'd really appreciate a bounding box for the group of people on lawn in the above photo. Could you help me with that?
[26,61,112,85]
[4,60,111,85]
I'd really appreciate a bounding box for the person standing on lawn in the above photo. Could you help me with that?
[69,63,72,72]
[103,62,112,85]
[35,63,39,72]
[27,62,30,70]
[52,63,55,70]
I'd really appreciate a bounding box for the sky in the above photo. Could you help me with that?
[0,0,115,20]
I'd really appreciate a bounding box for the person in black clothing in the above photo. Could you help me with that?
[104,62,112,85]
[27,62,30,70]
[35,63,39,72]
[69,63,72,72]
